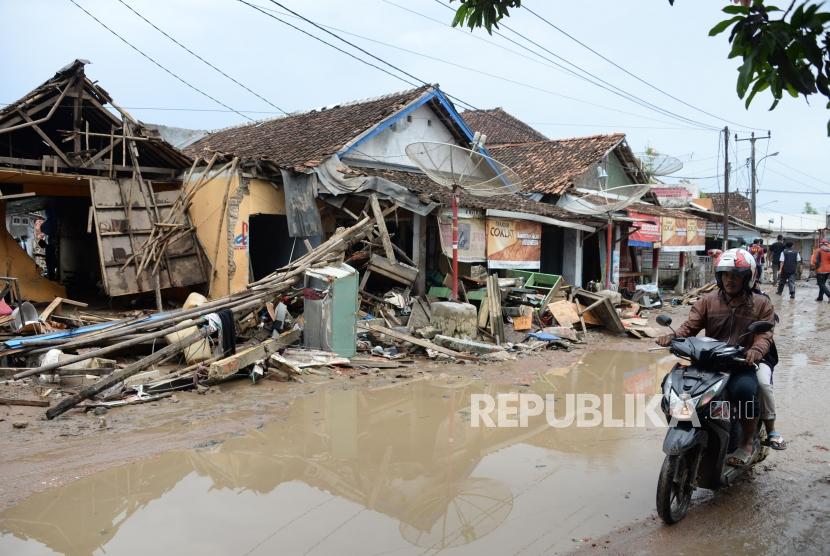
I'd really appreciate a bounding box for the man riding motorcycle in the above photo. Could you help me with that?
[657,248,776,465]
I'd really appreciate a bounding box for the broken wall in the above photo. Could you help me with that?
[188,171,289,297]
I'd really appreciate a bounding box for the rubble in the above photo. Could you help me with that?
[0,190,666,427]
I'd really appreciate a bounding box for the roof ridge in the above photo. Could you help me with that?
[201,84,433,136]
[489,133,625,149]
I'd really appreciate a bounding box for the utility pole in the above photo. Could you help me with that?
[723,126,729,250]
[736,131,771,225]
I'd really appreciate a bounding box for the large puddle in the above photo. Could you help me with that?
[1,351,675,556]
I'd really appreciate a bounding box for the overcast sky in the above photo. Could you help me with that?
[2,0,828,215]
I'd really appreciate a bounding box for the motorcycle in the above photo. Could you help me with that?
[654,315,774,524]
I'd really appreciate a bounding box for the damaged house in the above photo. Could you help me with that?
[0,60,206,302]
[183,86,597,299]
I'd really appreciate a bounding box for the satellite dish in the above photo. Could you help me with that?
[558,184,652,216]
[559,183,651,291]
[399,477,513,549]
[636,151,683,176]
[406,141,522,301]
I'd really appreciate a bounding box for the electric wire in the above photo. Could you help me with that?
[431,0,721,131]
[380,0,714,130]
[115,0,289,115]
[523,4,764,132]
[764,167,830,194]
[245,0,709,130]
[768,158,830,190]
[235,0,421,90]
[67,0,253,121]
[235,0,566,142]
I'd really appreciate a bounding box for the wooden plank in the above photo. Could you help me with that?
[369,195,396,263]
[0,398,50,407]
[547,300,580,327]
[17,110,73,167]
[359,322,477,360]
[406,298,431,332]
[367,254,417,285]
[574,290,626,334]
[39,298,63,321]
[44,325,208,420]
[478,295,490,329]
[206,329,301,381]
[487,274,505,344]
[0,192,36,201]
[575,300,602,326]
[0,156,180,177]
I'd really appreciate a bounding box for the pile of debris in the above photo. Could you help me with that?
[1,214,382,420]
[679,282,717,305]
[0,192,666,422]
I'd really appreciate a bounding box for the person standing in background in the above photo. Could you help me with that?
[769,235,785,284]
[749,239,766,282]
[777,241,801,299]
[811,239,830,302]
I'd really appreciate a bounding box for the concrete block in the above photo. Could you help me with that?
[433,334,505,355]
[430,301,478,340]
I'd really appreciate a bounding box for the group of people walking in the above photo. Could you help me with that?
[742,235,830,301]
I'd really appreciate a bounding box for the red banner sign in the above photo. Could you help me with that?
[627,211,661,245]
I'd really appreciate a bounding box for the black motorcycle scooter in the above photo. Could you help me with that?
[654,315,774,524]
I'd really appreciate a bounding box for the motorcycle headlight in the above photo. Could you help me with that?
[669,389,695,421]
[696,379,724,408]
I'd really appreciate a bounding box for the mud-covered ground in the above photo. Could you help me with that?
[1,281,828,555]
[578,281,830,555]
[1,330,628,513]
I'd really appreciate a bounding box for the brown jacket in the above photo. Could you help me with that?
[675,290,774,358]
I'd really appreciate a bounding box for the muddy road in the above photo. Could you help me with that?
[1,283,828,555]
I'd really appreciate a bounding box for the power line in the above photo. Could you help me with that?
[115,0,289,115]
[759,189,830,195]
[67,0,253,121]
[522,4,764,132]
[763,166,830,194]
[379,0,710,130]
[431,0,721,131]
[235,0,554,142]
[235,0,421,89]
[247,1,708,130]
[768,158,830,189]
[528,121,713,131]
[256,0,432,89]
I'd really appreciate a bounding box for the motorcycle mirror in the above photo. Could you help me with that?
[747,321,774,334]
[656,315,673,327]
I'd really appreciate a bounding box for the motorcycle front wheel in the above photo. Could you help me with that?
[656,453,694,524]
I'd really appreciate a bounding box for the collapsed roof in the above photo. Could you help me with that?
[0,59,191,177]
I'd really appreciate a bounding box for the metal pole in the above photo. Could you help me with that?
[723,127,730,250]
[606,216,613,288]
[451,186,459,301]
[749,132,757,225]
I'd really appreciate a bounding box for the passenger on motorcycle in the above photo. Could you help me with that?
[657,248,776,466]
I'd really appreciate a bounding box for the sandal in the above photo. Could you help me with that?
[763,432,787,450]
[726,448,753,467]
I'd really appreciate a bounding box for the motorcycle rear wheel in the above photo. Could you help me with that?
[656,453,694,524]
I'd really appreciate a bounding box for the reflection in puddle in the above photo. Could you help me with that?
[0,351,674,556]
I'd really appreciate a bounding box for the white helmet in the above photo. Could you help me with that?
[714,248,756,291]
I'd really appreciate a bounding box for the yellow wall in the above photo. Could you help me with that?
[188,171,287,298]
[0,203,65,302]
